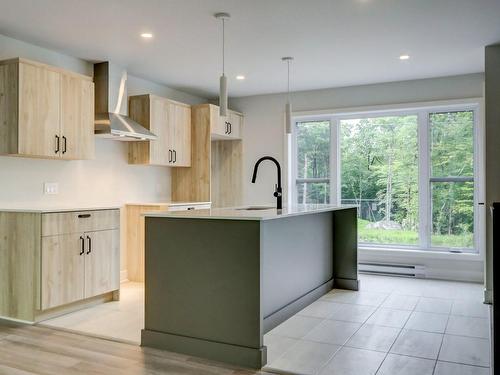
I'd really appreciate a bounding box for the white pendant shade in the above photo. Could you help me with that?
[282,56,294,134]
[285,101,292,134]
[220,74,228,116]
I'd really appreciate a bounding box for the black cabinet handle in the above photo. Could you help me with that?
[78,213,91,218]
[86,235,92,254]
[79,236,85,255]
[168,149,172,163]
[173,150,177,163]
[55,135,60,154]
[224,121,229,134]
[62,136,67,154]
[228,122,232,134]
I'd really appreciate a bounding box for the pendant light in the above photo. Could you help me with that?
[282,56,294,134]
[215,12,230,117]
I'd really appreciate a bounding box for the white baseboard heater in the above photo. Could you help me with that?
[359,262,426,278]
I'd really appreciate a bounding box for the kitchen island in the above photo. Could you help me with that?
[141,205,358,368]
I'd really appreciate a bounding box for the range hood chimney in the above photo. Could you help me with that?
[94,62,157,141]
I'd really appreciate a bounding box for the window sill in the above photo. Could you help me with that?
[359,246,483,262]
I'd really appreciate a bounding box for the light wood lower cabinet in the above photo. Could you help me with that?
[41,233,85,310]
[41,229,120,310]
[0,209,119,321]
[84,229,120,298]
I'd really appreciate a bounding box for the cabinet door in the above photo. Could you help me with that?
[41,234,85,310]
[172,104,191,167]
[0,62,19,154]
[227,111,242,139]
[166,101,176,165]
[149,96,170,165]
[60,75,95,160]
[84,229,120,298]
[210,105,227,137]
[18,62,61,158]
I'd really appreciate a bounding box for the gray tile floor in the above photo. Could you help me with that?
[263,274,490,375]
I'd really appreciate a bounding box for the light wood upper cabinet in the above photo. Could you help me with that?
[60,74,95,160]
[172,103,191,166]
[84,229,120,298]
[18,62,61,158]
[0,58,95,160]
[128,94,191,167]
[209,104,243,140]
[172,103,243,207]
[41,233,85,310]
[227,110,242,139]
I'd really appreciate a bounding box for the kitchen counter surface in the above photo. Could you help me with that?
[143,204,355,221]
[126,201,211,207]
[0,205,121,213]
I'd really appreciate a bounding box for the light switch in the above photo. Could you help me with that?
[44,182,59,195]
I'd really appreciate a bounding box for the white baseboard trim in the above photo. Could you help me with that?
[120,270,129,283]
[359,249,484,283]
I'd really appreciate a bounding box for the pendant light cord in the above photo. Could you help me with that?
[287,60,291,102]
[222,18,225,75]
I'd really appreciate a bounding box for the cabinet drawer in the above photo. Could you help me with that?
[42,209,120,237]
[167,203,211,212]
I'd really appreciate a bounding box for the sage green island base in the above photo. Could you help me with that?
[141,205,358,369]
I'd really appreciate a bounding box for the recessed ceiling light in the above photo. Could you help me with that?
[141,32,153,39]
[399,54,410,60]
[236,75,245,80]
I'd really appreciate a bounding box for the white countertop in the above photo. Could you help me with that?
[143,204,356,221]
[125,201,211,207]
[0,205,121,213]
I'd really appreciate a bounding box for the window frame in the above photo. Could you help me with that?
[290,100,483,255]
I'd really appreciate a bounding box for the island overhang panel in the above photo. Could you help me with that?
[141,206,358,368]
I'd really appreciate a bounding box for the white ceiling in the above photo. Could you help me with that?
[1,0,499,98]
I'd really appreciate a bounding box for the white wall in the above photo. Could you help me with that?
[0,33,207,280]
[230,73,485,282]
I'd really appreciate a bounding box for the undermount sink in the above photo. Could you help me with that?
[236,206,275,211]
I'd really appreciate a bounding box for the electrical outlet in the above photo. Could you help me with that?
[44,182,59,195]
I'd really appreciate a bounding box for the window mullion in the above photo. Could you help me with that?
[331,117,340,205]
[418,110,431,249]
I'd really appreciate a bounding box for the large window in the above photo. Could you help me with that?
[292,103,480,253]
[340,115,419,246]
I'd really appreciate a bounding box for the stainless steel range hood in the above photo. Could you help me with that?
[94,62,157,141]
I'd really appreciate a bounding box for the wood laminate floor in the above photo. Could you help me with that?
[0,323,274,375]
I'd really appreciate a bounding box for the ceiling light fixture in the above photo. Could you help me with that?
[140,32,153,39]
[282,56,294,134]
[215,12,230,117]
[236,75,245,80]
[399,54,410,60]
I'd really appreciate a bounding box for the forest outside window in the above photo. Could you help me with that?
[292,104,480,253]
[429,111,474,249]
[295,120,331,204]
[340,115,419,246]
